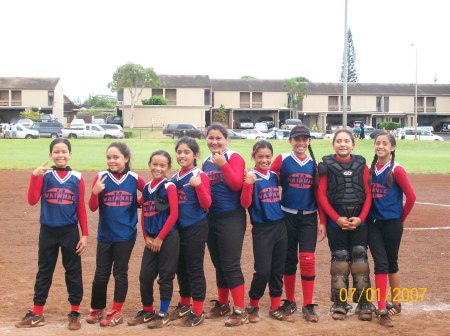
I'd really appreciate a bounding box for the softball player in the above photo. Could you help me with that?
[202,124,247,327]
[128,150,180,329]
[269,125,325,322]
[317,129,373,321]
[169,137,211,327]
[368,133,416,327]
[241,140,291,323]
[86,142,146,327]
[16,138,88,330]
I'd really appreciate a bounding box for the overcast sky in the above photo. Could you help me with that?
[2,0,449,101]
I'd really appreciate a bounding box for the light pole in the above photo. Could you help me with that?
[411,44,418,140]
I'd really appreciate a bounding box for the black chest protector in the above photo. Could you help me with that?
[321,154,366,206]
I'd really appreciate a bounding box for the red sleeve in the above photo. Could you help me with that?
[157,184,179,240]
[28,174,43,205]
[317,174,340,222]
[77,177,88,236]
[393,166,416,222]
[137,175,146,192]
[358,166,372,223]
[314,188,326,225]
[269,154,283,175]
[240,182,254,209]
[221,153,245,191]
[141,209,148,239]
[195,172,212,210]
[88,174,100,212]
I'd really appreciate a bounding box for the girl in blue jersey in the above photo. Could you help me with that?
[87,142,146,327]
[202,124,247,327]
[128,150,179,329]
[269,125,324,322]
[16,138,88,330]
[241,140,290,323]
[368,133,416,327]
[169,137,211,327]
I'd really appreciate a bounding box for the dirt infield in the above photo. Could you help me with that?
[0,171,449,336]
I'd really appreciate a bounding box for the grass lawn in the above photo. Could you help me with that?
[0,136,449,173]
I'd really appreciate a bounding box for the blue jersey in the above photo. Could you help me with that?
[142,179,176,236]
[369,162,404,220]
[97,170,140,243]
[279,153,317,212]
[203,150,242,214]
[248,170,284,225]
[40,170,81,227]
[171,167,207,228]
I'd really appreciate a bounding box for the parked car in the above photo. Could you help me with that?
[70,118,86,128]
[397,127,443,141]
[38,114,58,122]
[434,121,450,132]
[281,119,303,130]
[268,129,290,140]
[106,115,124,127]
[4,125,39,139]
[31,122,64,139]
[254,122,269,133]
[239,118,254,129]
[162,123,203,139]
[239,129,268,139]
[99,124,124,138]
[257,117,275,129]
[62,124,107,139]
[17,118,33,128]
[228,129,245,139]
[92,118,105,124]
[310,131,325,139]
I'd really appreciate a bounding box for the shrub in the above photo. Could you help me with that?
[141,96,168,105]
[19,110,40,121]
[379,121,401,130]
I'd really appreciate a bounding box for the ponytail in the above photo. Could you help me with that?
[308,144,319,189]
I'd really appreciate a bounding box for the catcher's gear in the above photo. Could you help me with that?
[330,250,350,302]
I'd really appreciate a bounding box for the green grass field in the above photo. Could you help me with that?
[0,136,449,173]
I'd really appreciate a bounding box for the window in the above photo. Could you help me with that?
[417,96,424,112]
[252,92,262,108]
[152,89,163,96]
[383,97,389,112]
[376,96,382,112]
[426,97,436,112]
[165,89,176,105]
[11,90,22,106]
[339,96,351,111]
[328,96,339,111]
[204,89,211,105]
[117,89,124,101]
[48,91,54,106]
[0,90,8,106]
[240,92,250,108]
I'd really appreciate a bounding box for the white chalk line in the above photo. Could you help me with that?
[415,201,450,208]
[405,226,450,231]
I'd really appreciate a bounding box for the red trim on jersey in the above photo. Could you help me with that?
[28,174,43,205]
[392,166,416,222]
[221,152,245,191]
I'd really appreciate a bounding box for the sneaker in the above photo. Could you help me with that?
[148,312,171,329]
[173,310,205,327]
[86,308,103,324]
[100,309,123,327]
[246,306,260,323]
[355,302,373,321]
[205,300,231,319]
[68,311,81,330]
[330,302,348,321]
[376,310,394,327]
[280,299,297,316]
[302,304,319,322]
[15,310,45,328]
[169,303,191,321]
[225,307,249,327]
[386,302,402,316]
[269,307,295,323]
[127,309,156,326]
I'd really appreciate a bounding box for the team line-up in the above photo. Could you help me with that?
[15,123,416,330]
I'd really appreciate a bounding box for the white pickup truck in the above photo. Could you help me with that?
[62,124,108,139]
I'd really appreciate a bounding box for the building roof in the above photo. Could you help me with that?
[0,77,60,90]
[159,75,210,88]
[211,79,286,92]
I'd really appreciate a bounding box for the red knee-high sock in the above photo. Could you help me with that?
[143,305,154,312]
[375,273,388,310]
[283,274,296,302]
[112,301,124,312]
[192,300,204,317]
[218,287,229,305]
[270,296,281,310]
[32,305,44,315]
[249,298,259,308]
[230,284,245,309]
[180,296,191,306]
[299,252,315,306]
[70,305,80,312]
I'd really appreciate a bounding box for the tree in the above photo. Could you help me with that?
[108,63,160,128]
[284,76,310,111]
[213,104,227,125]
[241,75,256,80]
[340,28,359,82]
[83,94,116,109]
